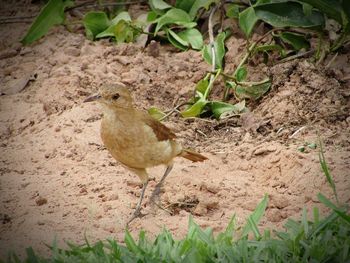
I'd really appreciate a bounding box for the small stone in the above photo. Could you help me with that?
[126,180,142,188]
[103,205,112,212]
[253,145,277,156]
[200,182,220,194]
[79,187,88,194]
[115,56,130,65]
[266,208,283,222]
[0,48,18,59]
[21,182,30,188]
[35,196,47,206]
[271,194,289,209]
[65,47,81,57]
[193,203,207,216]
[37,220,45,225]
[242,200,259,211]
[108,193,119,201]
[147,40,160,58]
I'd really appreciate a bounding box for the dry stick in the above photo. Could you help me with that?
[325,52,338,69]
[276,50,314,64]
[159,102,189,121]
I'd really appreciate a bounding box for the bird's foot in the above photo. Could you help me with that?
[126,207,146,226]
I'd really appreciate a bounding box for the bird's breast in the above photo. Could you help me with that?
[100,110,181,168]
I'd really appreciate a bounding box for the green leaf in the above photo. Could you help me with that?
[202,32,226,69]
[242,194,268,237]
[124,230,141,254]
[235,79,271,100]
[21,0,73,44]
[239,7,259,37]
[298,146,306,152]
[148,107,166,121]
[254,2,325,29]
[155,8,195,33]
[167,29,188,50]
[147,10,159,22]
[83,12,110,40]
[307,142,317,149]
[319,140,339,203]
[318,193,350,224]
[177,28,203,50]
[278,32,310,50]
[226,3,240,19]
[297,0,343,24]
[96,11,132,38]
[195,78,209,96]
[235,66,247,82]
[98,20,136,43]
[188,0,219,20]
[111,11,132,24]
[149,0,172,12]
[210,100,247,119]
[175,0,196,13]
[302,2,313,17]
[181,98,208,118]
[254,44,285,56]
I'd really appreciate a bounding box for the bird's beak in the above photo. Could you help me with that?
[84,93,101,103]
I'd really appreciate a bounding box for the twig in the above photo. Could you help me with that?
[0,15,36,24]
[276,50,314,64]
[325,52,338,69]
[184,117,216,123]
[159,103,188,121]
[289,126,306,138]
[194,129,207,137]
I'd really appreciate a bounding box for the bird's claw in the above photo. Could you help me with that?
[126,209,147,226]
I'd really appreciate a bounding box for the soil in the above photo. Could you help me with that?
[1,1,350,259]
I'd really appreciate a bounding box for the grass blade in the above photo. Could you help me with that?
[241,194,268,237]
[318,139,339,204]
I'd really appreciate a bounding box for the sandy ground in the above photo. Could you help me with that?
[0,1,350,259]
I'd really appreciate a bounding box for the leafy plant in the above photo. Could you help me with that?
[21,0,73,44]
[21,0,350,120]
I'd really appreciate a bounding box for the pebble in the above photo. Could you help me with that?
[270,194,289,209]
[65,47,81,57]
[253,145,277,156]
[108,193,119,201]
[266,208,283,222]
[35,196,48,206]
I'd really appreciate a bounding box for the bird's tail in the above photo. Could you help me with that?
[180,149,207,162]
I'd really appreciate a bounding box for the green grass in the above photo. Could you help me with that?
[3,148,349,263]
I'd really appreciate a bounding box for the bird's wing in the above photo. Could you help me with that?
[139,112,177,141]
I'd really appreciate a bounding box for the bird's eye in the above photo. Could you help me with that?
[112,93,120,100]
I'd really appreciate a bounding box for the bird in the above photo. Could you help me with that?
[84,82,207,224]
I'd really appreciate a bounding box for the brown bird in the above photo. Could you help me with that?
[84,83,207,224]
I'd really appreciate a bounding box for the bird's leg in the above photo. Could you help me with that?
[150,164,173,205]
[127,180,148,225]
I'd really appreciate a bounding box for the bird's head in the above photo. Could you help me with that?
[84,83,133,108]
